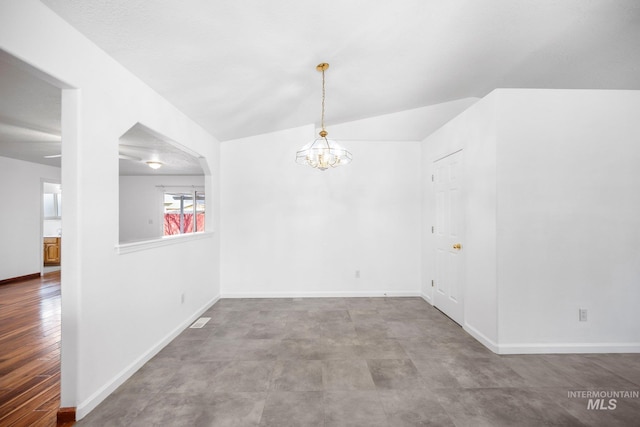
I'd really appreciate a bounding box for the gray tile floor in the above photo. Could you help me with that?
[79,297,640,426]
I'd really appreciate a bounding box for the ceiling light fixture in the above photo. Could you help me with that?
[146,161,163,170]
[296,63,352,171]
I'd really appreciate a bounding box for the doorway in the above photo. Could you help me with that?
[0,49,76,423]
[433,150,464,325]
[42,180,62,274]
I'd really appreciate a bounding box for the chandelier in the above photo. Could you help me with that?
[296,63,352,170]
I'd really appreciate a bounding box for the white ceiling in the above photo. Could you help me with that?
[119,124,204,176]
[38,0,640,142]
[0,51,202,174]
[1,1,639,169]
[0,51,62,167]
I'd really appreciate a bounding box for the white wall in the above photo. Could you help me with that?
[328,98,479,141]
[221,125,422,297]
[43,219,62,237]
[3,3,637,421]
[422,88,640,354]
[0,156,61,280]
[496,89,640,353]
[421,93,499,348]
[119,175,204,243]
[1,0,221,418]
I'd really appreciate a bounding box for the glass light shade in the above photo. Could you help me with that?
[296,135,352,171]
[146,161,163,169]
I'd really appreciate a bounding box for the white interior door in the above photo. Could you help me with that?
[434,150,464,325]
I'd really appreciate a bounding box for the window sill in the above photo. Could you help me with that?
[116,231,213,255]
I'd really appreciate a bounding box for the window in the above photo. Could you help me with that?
[43,192,62,219]
[163,190,205,235]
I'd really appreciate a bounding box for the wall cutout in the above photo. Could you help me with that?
[118,123,206,244]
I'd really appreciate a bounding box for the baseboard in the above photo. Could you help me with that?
[419,292,433,305]
[459,325,640,355]
[75,294,220,419]
[57,407,76,423]
[463,323,500,353]
[0,272,40,285]
[220,290,421,298]
[496,342,640,355]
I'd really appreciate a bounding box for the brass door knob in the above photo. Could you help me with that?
[453,243,462,250]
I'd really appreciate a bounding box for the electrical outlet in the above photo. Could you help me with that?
[355,270,360,279]
[579,308,587,322]
[181,293,185,304]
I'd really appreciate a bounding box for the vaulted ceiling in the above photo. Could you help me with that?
[37,0,640,142]
[1,0,639,170]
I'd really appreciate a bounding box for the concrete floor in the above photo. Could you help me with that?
[78,297,640,426]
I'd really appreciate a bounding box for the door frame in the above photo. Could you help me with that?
[432,149,465,325]
[40,178,62,276]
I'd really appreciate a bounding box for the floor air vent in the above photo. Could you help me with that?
[189,317,211,329]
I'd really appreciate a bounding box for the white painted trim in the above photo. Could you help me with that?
[420,292,433,305]
[116,231,213,254]
[75,294,220,420]
[433,148,463,163]
[220,291,421,299]
[496,342,640,355]
[410,297,640,356]
[464,323,500,354]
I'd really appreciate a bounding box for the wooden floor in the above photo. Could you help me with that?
[0,271,73,426]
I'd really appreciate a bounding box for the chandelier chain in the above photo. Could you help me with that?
[295,62,352,170]
[321,68,326,132]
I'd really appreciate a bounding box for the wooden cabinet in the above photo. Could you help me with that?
[43,237,61,266]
